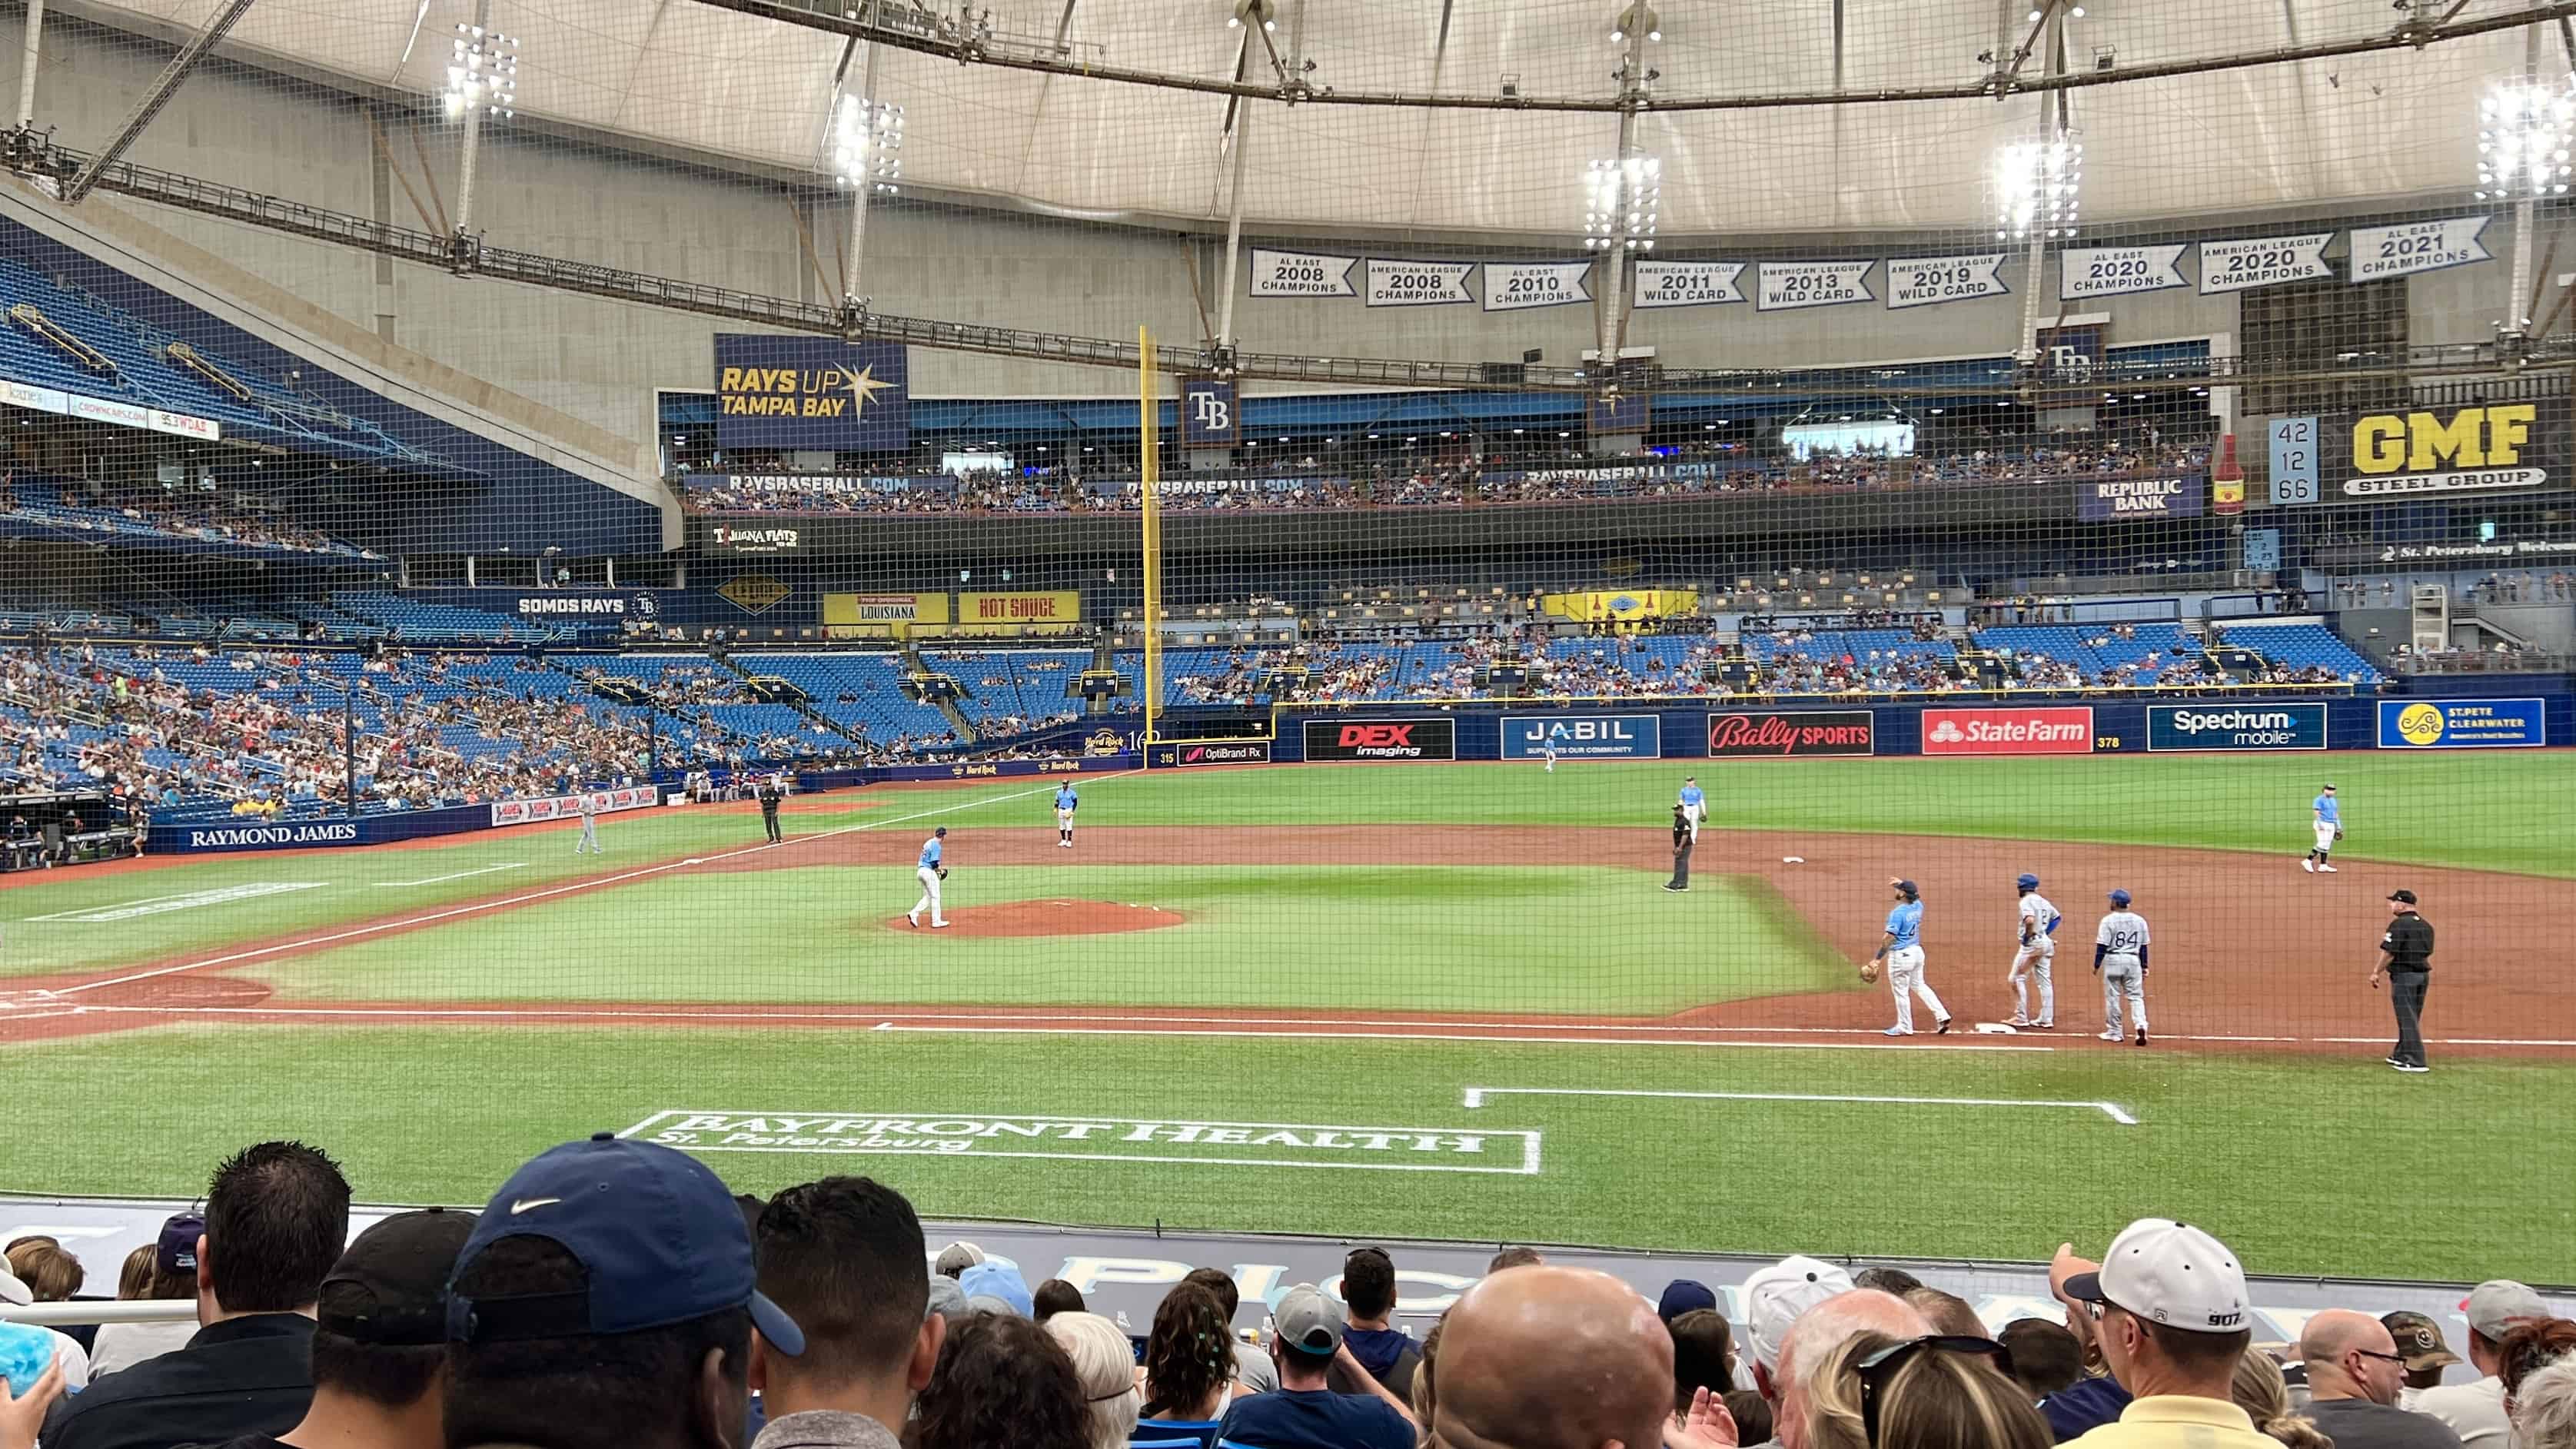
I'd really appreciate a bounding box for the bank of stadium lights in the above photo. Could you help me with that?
[832,95,902,194]
[444,25,517,121]
[1994,131,2080,241]
[2475,78,2574,200]
[1584,155,1660,251]
[1228,0,1275,31]
[1610,1,1660,43]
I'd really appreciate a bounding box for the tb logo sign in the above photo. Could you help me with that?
[1182,377,1239,446]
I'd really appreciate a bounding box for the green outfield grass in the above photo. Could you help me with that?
[8,1022,2568,1284]
[238,866,1843,1012]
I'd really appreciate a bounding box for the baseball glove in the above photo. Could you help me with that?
[936,866,949,879]
[2334,827,2344,841]
[1859,959,1880,984]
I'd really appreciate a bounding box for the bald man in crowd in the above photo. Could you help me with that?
[2298,1311,2466,1449]
[1427,1266,1674,1449]
[1770,1291,1931,1449]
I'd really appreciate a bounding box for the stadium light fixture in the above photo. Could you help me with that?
[2475,77,2574,199]
[832,93,904,194]
[1228,0,1275,32]
[1584,154,1661,251]
[444,24,517,120]
[1610,1,1660,43]
[1994,128,2080,241]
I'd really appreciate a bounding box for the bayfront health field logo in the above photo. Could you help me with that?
[1921,706,2096,756]
[621,1110,1539,1175]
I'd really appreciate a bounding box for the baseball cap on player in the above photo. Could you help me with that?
[2109,889,2131,907]
[2379,1311,2461,1372]
[1893,879,1918,898]
[2460,1279,2551,1338]
[933,826,947,838]
[2062,1219,2249,1333]
[1743,1255,1855,1374]
[2016,873,2039,891]
[2388,889,2418,905]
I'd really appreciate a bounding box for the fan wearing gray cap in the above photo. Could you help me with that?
[1214,1285,1412,1449]
[200,1209,478,1449]
[2059,1219,2272,1448]
[2411,1280,2556,1445]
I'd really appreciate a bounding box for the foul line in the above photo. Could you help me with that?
[57,775,1131,999]
[382,863,527,888]
[1462,1085,2138,1125]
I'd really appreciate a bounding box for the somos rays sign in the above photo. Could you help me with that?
[1920,707,2096,756]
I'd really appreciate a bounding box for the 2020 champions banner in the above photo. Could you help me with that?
[1500,715,1660,760]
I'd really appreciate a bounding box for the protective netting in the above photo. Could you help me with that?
[0,0,2571,1283]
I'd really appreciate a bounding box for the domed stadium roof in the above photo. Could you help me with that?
[65,0,2528,236]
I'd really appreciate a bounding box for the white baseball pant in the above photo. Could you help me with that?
[2010,941,2056,1025]
[2102,960,2146,1036]
[576,816,600,853]
[1886,945,1946,1032]
[2312,820,2338,852]
[911,865,945,925]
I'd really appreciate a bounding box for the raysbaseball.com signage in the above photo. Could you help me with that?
[1500,714,1661,760]
[2146,705,2327,753]
[622,1110,1540,1175]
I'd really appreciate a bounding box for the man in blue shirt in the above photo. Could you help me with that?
[1677,776,1707,842]
[1870,878,1951,1036]
[1053,783,1078,849]
[908,827,948,929]
[2305,783,2341,873]
[1216,1285,1411,1449]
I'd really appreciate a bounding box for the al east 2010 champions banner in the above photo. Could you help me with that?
[713,336,909,450]
[1482,261,1591,311]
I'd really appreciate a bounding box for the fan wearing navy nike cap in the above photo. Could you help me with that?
[443,1133,806,1449]
[2059,1219,2272,1449]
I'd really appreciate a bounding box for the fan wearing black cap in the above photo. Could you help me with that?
[442,1132,806,1449]
[204,1209,477,1449]
[2369,889,2436,1073]
[2059,1219,2273,1449]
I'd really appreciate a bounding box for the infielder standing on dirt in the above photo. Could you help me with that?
[2094,889,2150,1045]
[2304,783,2342,873]
[1054,782,1079,849]
[574,790,603,854]
[2008,872,2059,1030]
[1870,878,1951,1037]
[1677,776,1705,841]
[908,826,949,929]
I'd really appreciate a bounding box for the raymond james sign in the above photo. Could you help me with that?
[621,1110,1539,1175]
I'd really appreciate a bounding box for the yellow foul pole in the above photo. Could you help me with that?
[1138,327,1162,749]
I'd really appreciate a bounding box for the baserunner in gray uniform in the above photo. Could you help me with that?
[2094,889,2149,1046]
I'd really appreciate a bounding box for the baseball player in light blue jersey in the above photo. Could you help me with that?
[908,826,949,929]
[2095,888,2150,1045]
[1677,777,1706,841]
[573,790,603,854]
[1054,783,1079,848]
[1870,878,1951,1036]
[1544,739,1558,773]
[2008,872,2061,1029]
[2304,783,2341,872]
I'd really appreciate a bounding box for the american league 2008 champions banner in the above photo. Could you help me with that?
[1365,258,1477,307]
[713,336,910,451]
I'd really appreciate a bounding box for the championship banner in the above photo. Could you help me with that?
[1632,261,1747,308]
[2351,217,2491,282]
[1756,260,1874,311]
[1249,248,1357,297]
[957,590,1081,626]
[2059,244,2188,301]
[1364,259,1476,307]
[713,336,909,450]
[2328,402,2568,500]
[2197,232,2335,294]
[1885,254,2009,310]
[1180,377,1239,446]
[2075,474,2205,521]
[1482,260,1592,311]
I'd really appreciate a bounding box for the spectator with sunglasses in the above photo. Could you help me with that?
[2059,1219,2275,1448]
[2296,1311,2465,1448]
[1844,1334,2054,1449]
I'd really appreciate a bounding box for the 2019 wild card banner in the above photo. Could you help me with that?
[713,336,912,451]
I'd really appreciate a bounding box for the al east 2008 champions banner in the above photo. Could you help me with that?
[713,336,909,451]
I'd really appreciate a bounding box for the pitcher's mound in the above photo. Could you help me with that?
[888,899,1187,937]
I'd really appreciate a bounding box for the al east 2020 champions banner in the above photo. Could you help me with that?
[713,336,910,451]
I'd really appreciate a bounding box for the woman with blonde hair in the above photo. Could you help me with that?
[1044,1311,1142,1449]
[2231,1346,2332,1449]
[1801,1329,1902,1449]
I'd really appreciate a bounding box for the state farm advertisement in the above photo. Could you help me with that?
[1302,717,1458,763]
[1920,706,2096,756]
[1707,710,1876,758]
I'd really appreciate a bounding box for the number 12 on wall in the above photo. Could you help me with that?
[2269,417,2319,505]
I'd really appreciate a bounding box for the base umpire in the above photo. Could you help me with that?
[2369,889,2435,1073]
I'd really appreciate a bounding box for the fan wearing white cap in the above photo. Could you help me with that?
[2059,1219,2274,1449]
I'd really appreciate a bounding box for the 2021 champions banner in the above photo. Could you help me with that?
[1500,715,1660,760]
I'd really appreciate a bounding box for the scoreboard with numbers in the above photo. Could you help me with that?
[2269,417,2320,506]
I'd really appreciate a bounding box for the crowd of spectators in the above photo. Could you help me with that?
[680,434,2218,517]
[7,1145,2573,1449]
[2,475,364,557]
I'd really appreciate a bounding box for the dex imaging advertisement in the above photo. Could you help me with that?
[1302,718,1457,762]
[1500,715,1660,761]
[712,335,910,450]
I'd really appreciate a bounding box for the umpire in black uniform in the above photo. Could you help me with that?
[1664,803,1693,892]
[2369,889,2435,1072]
[757,776,785,843]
